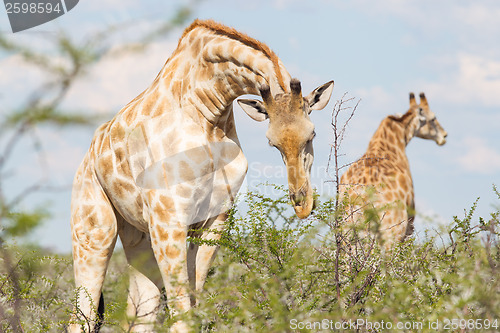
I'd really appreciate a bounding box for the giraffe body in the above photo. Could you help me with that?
[69,19,333,332]
[339,93,447,247]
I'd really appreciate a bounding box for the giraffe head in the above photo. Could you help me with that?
[410,92,448,146]
[238,79,334,218]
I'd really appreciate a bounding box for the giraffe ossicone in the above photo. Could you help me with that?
[69,19,333,332]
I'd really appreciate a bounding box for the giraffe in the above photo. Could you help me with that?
[339,92,447,248]
[69,19,334,332]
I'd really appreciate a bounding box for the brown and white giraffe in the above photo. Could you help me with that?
[69,19,334,332]
[339,92,447,248]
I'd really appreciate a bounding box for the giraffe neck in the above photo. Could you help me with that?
[155,21,291,125]
[368,109,418,156]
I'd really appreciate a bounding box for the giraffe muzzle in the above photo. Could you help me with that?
[289,186,314,219]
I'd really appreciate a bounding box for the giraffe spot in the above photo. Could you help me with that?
[168,57,181,73]
[345,168,352,179]
[185,146,208,164]
[191,38,201,56]
[112,181,133,198]
[123,107,138,125]
[112,124,126,142]
[159,195,175,211]
[182,63,191,78]
[171,80,182,98]
[87,211,98,228]
[178,161,195,181]
[150,87,161,102]
[141,95,157,117]
[165,130,181,146]
[172,230,186,241]
[156,227,169,241]
[94,230,105,242]
[152,237,159,247]
[80,205,92,218]
[150,228,158,240]
[164,245,181,259]
[118,158,132,177]
[114,146,125,162]
[398,174,408,191]
[97,155,114,179]
[150,97,172,122]
[388,177,397,187]
[154,203,172,222]
[176,185,192,198]
[198,63,212,81]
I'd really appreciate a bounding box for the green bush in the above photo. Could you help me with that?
[0,184,498,332]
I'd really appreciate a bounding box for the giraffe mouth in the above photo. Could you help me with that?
[289,184,314,219]
[437,138,447,146]
[435,136,447,146]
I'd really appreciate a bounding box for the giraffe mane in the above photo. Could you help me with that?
[181,19,287,91]
[388,109,413,122]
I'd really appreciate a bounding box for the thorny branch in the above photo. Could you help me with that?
[325,92,360,304]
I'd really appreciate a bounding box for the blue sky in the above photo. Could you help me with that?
[1,0,499,252]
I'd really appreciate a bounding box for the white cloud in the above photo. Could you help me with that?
[343,0,500,51]
[457,136,500,175]
[424,54,500,107]
[453,3,500,38]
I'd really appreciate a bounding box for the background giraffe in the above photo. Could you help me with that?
[69,19,333,332]
[339,92,447,248]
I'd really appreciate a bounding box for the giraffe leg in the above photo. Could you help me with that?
[118,219,162,332]
[69,167,118,333]
[187,212,227,299]
[147,210,191,333]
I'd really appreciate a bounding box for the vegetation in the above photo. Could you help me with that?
[0,185,498,332]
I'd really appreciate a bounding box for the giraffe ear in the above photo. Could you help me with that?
[237,99,269,122]
[305,80,334,112]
